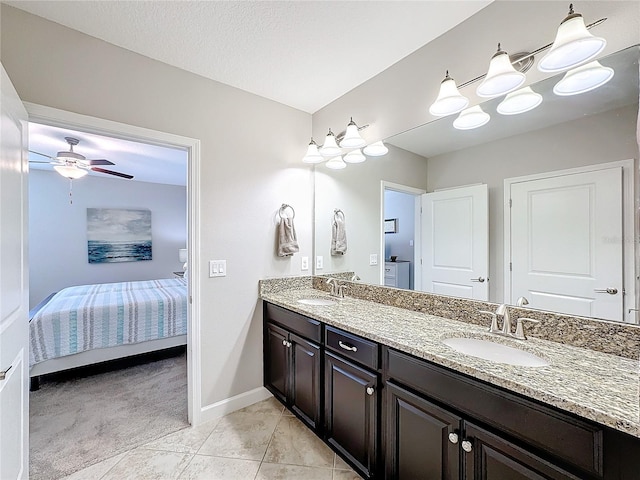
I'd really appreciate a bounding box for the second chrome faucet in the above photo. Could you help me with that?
[479,304,539,340]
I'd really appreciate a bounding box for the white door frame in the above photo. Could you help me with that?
[504,159,636,323]
[23,103,203,423]
[380,181,426,290]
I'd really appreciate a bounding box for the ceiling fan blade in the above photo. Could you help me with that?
[86,159,115,166]
[91,167,134,179]
[29,150,55,159]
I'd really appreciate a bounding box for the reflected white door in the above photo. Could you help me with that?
[0,64,29,479]
[421,184,488,300]
[509,167,623,321]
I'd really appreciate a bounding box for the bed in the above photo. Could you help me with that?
[29,277,188,385]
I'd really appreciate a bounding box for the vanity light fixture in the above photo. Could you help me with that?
[325,156,347,170]
[344,149,366,164]
[497,86,543,115]
[453,105,490,130]
[538,3,607,73]
[362,141,388,157]
[302,138,324,163]
[319,129,341,157]
[477,44,527,98]
[53,164,88,179]
[552,60,614,96]
[429,71,469,117]
[339,118,366,148]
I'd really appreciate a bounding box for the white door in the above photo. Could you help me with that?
[509,167,623,321]
[421,184,489,300]
[0,64,29,480]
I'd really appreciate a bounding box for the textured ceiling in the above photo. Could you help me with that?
[5,0,491,113]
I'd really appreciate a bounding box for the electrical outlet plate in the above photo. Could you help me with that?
[301,256,309,271]
[209,260,226,277]
[369,254,378,266]
[316,256,324,270]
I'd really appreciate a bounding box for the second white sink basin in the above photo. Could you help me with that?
[297,298,338,306]
[442,337,549,367]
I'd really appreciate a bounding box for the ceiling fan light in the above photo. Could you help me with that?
[54,164,88,179]
[453,105,490,130]
[339,118,366,148]
[477,45,526,98]
[538,7,606,73]
[363,141,388,157]
[497,86,543,115]
[302,138,324,164]
[56,150,84,162]
[320,129,341,157]
[429,72,469,116]
[325,156,347,170]
[344,149,366,164]
[553,60,614,96]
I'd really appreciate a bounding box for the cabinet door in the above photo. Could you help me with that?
[325,351,378,478]
[265,323,289,404]
[386,382,461,480]
[463,422,581,480]
[290,332,321,430]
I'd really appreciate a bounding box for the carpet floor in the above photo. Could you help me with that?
[29,350,188,480]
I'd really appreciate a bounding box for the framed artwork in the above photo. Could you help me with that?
[87,208,152,263]
[384,218,398,234]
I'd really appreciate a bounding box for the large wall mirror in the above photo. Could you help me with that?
[314,45,640,324]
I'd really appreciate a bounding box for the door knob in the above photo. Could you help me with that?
[448,432,459,444]
[594,288,618,295]
[461,440,473,453]
[0,365,12,381]
[470,277,485,283]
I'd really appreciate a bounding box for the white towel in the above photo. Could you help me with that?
[277,217,299,257]
[331,212,347,255]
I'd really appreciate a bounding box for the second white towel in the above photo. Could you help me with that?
[331,210,347,255]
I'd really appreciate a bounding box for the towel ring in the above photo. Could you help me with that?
[279,204,295,219]
[334,208,345,220]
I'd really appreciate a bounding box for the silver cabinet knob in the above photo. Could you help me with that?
[470,277,485,283]
[448,432,459,444]
[366,386,375,396]
[461,440,473,453]
[282,339,288,347]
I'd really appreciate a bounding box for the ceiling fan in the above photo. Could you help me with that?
[29,136,134,180]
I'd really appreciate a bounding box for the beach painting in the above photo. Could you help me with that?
[87,208,152,263]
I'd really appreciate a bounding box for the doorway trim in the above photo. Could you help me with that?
[503,159,636,324]
[24,102,202,423]
[380,181,426,290]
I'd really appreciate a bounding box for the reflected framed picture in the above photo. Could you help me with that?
[384,218,397,234]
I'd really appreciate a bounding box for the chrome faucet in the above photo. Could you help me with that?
[479,304,539,340]
[516,296,529,307]
[326,278,339,296]
[495,304,512,335]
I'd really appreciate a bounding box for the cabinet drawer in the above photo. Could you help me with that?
[326,326,379,370]
[265,303,322,343]
[384,264,397,277]
[386,348,604,478]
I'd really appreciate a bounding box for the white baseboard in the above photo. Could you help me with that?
[197,386,273,425]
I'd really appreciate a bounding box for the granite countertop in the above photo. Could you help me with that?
[261,287,640,438]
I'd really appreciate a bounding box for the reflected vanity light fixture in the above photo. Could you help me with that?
[552,60,614,96]
[319,129,341,157]
[429,71,469,117]
[325,156,347,170]
[476,44,526,98]
[362,140,388,157]
[344,149,366,164]
[453,105,490,130]
[339,118,366,148]
[497,86,543,115]
[302,138,324,163]
[538,4,607,73]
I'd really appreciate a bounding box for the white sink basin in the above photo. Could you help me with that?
[442,337,549,367]
[297,298,338,306]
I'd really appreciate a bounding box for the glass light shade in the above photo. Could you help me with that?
[54,165,88,179]
[325,156,347,170]
[453,105,490,130]
[553,61,614,96]
[429,73,469,116]
[476,48,526,98]
[302,139,324,163]
[339,120,366,148]
[538,14,606,73]
[344,149,366,164]
[362,141,388,157]
[319,129,341,157]
[497,87,543,115]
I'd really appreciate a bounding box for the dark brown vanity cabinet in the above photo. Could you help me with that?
[264,304,322,430]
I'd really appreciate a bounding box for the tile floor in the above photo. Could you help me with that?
[61,397,362,480]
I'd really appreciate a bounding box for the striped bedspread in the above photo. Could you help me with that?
[29,278,187,366]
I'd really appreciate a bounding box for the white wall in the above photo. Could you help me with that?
[427,104,639,302]
[29,170,187,309]
[1,6,313,414]
[384,190,415,288]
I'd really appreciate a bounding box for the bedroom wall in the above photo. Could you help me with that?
[28,170,188,309]
[1,5,313,419]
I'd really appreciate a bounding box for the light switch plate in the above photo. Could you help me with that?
[209,260,227,277]
[316,256,324,270]
[369,254,378,266]
[301,256,309,271]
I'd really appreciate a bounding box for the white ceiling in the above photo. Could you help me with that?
[5,0,491,114]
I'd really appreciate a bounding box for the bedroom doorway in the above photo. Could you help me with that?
[24,104,201,476]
